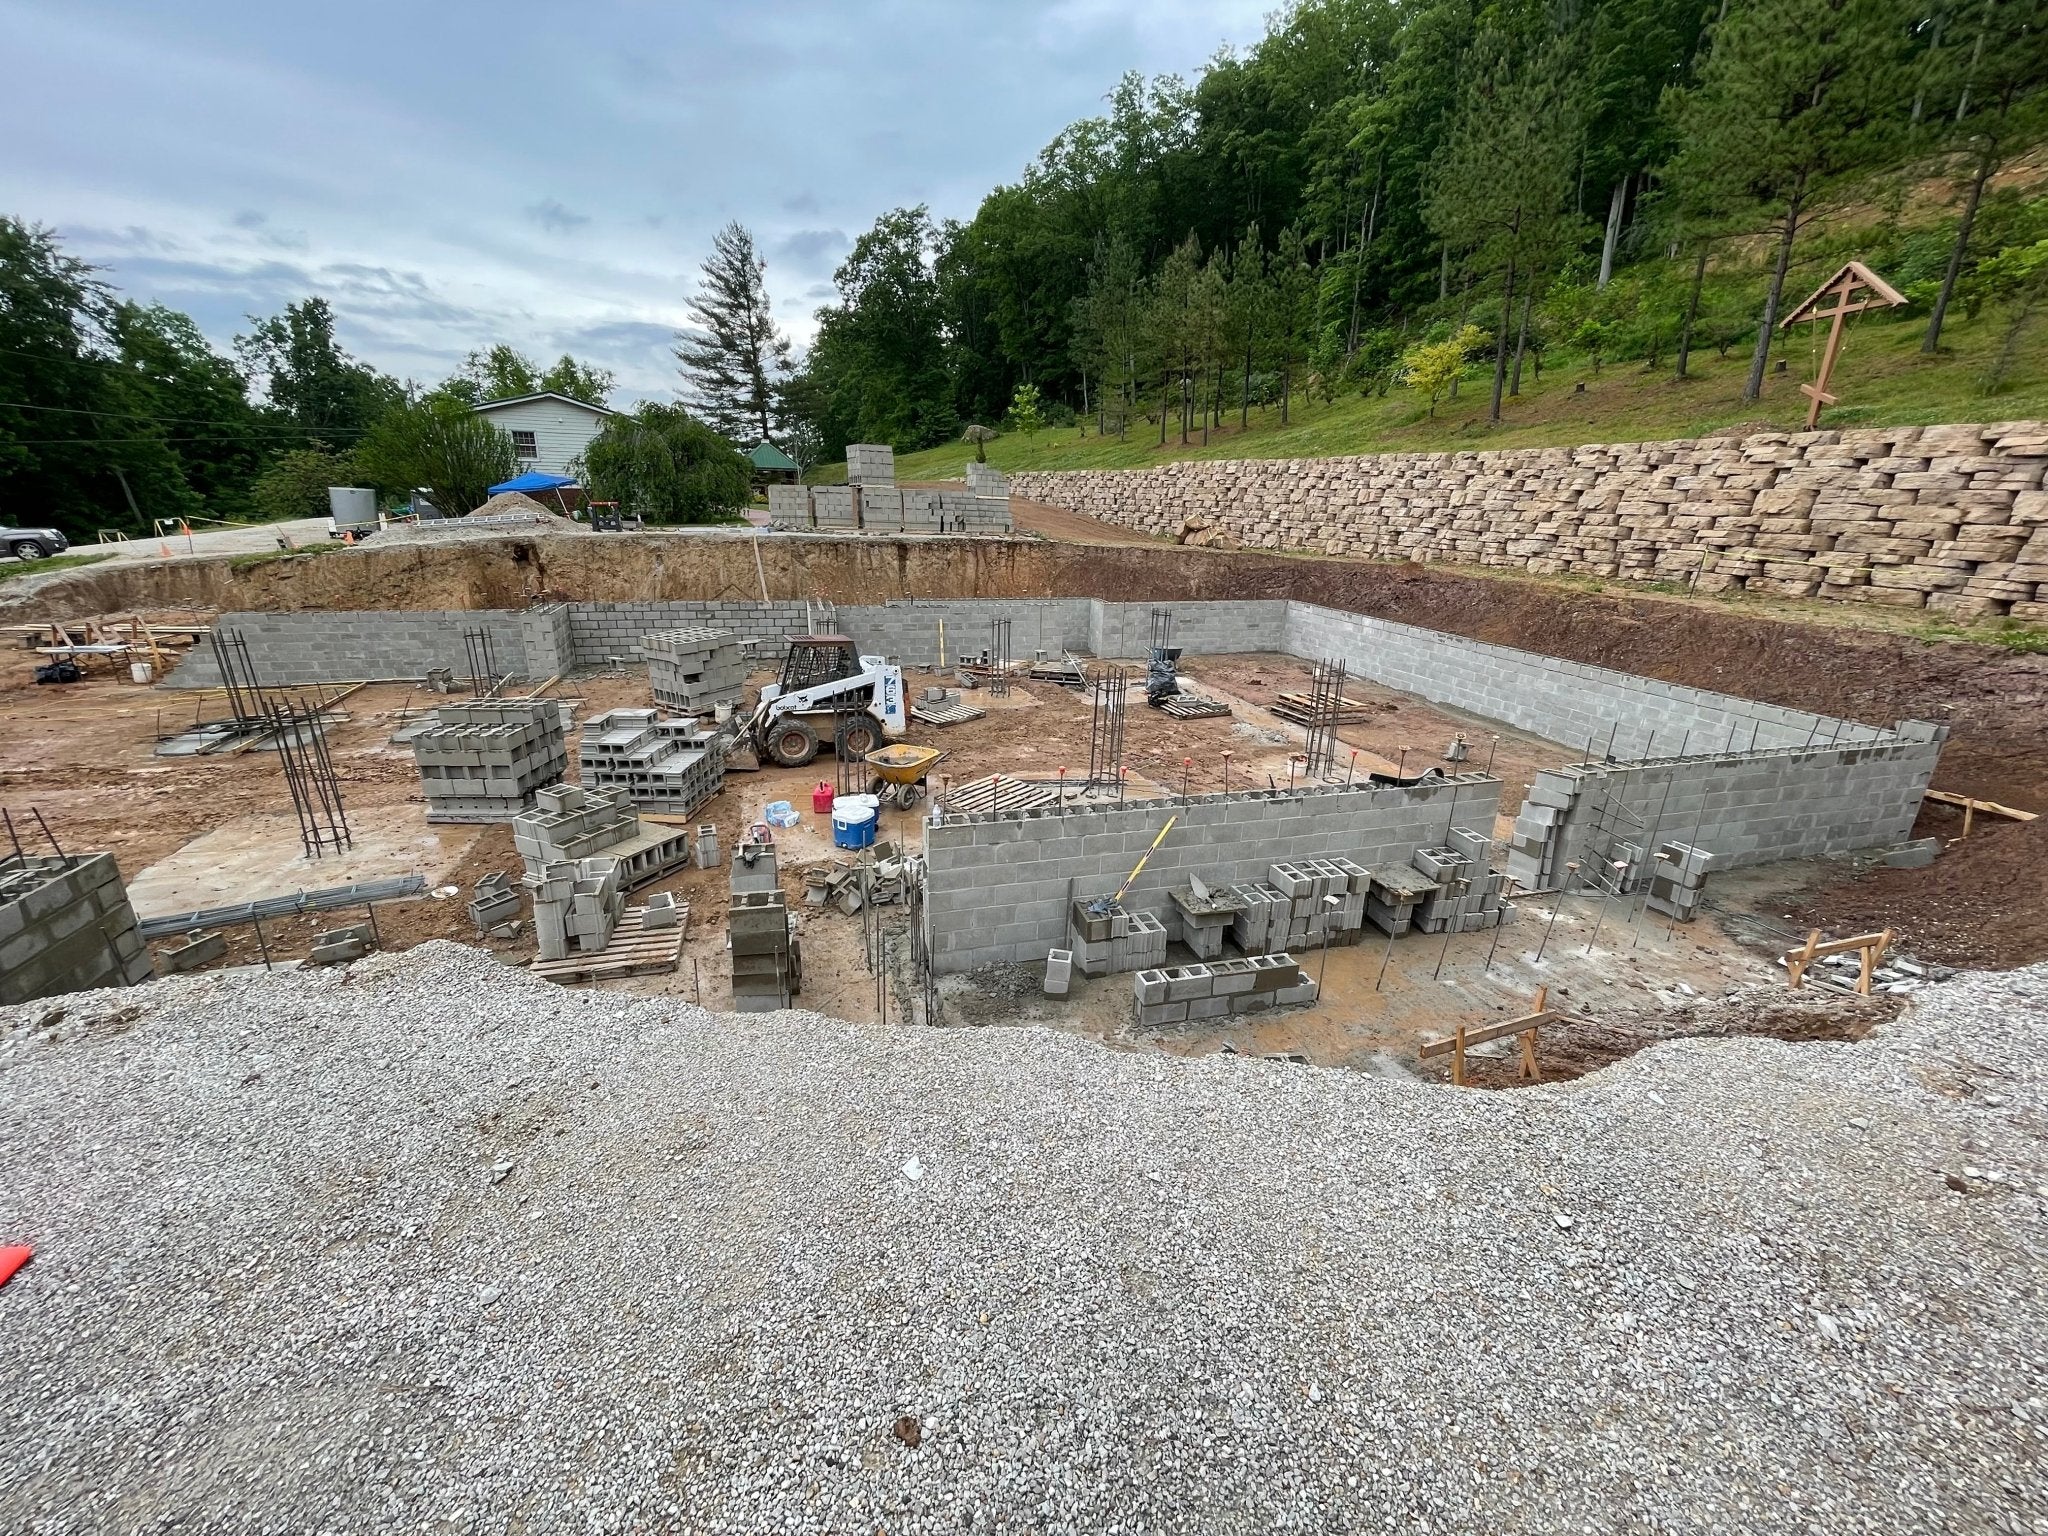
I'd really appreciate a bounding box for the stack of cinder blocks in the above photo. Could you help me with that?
[1647,842,1716,922]
[729,884,798,1015]
[767,484,812,530]
[307,921,377,965]
[468,872,519,933]
[1361,862,1438,935]
[846,444,896,485]
[513,783,694,891]
[965,462,1009,497]
[901,489,944,533]
[1505,769,1580,890]
[1229,858,1370,952]
[1068,899,1169,977]
[1412,828,1518,933]
[412,701,569,823]
[0,853,152,1005]
[811,485,858,530]
[524,856,623,962]
[1132,954,1318,1027]
[643,628,747,715]
[578,708,725,816]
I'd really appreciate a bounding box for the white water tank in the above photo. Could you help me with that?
[327,486,377,528]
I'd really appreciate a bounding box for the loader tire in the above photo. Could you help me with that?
[766,718,820,768]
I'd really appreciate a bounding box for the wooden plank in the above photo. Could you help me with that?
[1419,1007,1561,1059]
[1924,790,2036,822]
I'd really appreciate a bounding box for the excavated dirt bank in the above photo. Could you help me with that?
[14,533,2043,816]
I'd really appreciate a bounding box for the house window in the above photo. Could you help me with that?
[510,430,537,459]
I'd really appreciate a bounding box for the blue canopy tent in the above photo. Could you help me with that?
[484,469,580,518]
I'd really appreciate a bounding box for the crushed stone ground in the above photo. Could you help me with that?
[2,941,2044,1534]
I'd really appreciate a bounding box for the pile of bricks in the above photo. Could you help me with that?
[766,484,811,529]
[1411,828,1518,933]
[307,921,377,966]
[468,872,519,933]
[1068,899,1169,977]
[1132,954,1319,1028]
[965,462,1009,497]
[642,628,747,715]
[578,708,725,816]
[1505,770,1577,890]
[525,857,624,963]
[411,701,569,823]
[1228,858,1371,952]
[513,784,694,892]
[0,852,152,1005]
[1012,422,2048,620]
[1647,842,1716,922]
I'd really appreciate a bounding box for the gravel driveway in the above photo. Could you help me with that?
[2,944,2043,1534]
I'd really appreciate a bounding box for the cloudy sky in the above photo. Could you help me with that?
[5,0,1271,404]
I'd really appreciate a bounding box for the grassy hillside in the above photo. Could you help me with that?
[818,302,2048,482]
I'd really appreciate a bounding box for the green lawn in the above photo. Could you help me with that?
[0,552,113,585]
[822,306,2048,481]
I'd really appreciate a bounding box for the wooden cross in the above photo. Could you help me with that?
[1779,261,1907,430]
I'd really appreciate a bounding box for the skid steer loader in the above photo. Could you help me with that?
[728,635,907,770]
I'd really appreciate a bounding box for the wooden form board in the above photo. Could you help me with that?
[1420,987,1557,1085]
[1782,928,1893,994]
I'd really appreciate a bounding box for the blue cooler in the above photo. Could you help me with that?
[831,802,878,849]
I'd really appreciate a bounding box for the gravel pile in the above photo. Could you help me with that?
[3,943,2044,1534]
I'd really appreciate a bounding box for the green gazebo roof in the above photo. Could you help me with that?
[748,441,799,471]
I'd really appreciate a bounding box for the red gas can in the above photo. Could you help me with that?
[812,781,835,814]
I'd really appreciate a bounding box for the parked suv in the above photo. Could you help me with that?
[2,524,70,559]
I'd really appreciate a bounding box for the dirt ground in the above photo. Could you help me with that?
[1,639,1951,1090]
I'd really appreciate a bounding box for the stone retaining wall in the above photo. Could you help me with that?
[1010,422,2048,620]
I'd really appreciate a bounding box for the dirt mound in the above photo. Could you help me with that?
[1799,814,2048,969]
[468,491,576,523]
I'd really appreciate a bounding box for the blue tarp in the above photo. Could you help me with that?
[487,471,579,494]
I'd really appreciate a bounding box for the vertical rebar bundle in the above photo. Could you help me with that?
[987,619,1012,698]
[1149,609,1173,652]
[834,695,865,796]
[463,628,500,697]
[1086,665,1128,797]
[212,630,273,726]
[268,701,352,859]
[1303,658,1346,780]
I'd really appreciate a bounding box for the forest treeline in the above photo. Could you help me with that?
[777,0,2047,460]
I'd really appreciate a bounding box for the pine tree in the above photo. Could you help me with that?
[1666,0,1917,401]
[1918,0,2048,351]
[1426,24,1584,423]
[676,222,792,445]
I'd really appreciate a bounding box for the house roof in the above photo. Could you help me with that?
[748,441,800,471]
[472,391,616,416]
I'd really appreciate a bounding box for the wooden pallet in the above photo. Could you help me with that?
[912,698,987,727]
[529,905,686,984]
[1269,690,1380,725]
[940,774,1063,815]
[1027,655,1090,688]
[1157,693,1231,719]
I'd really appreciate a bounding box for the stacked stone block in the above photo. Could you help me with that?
[811,485,858,530]
[642,628,747,715]
[524,857,623,962]
[966,462,1009,497]
[1133,954,1318,1027]
[730,887,800,1012]
[1411,832,1518,934]
[846,443,896,485]
[0,853,152,1005]
[578,708,725,815]
[411,701,568,823]
[1013,421,2048,619]
[856,486,905,531]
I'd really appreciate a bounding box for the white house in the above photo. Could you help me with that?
[471,392,615,477]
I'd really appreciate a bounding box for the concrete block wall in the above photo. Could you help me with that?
[1010,422,2048,620]
[1285,600,1892,761]
[566,602,813,665]
[1091,601,1289,658]
[1538,728,1945,879]
[842,600,1091,667]
[924,775,1500,974]
[0,853,153,1005]
[166,610,530,689]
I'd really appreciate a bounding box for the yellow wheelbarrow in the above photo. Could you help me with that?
[865,743,949,810]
